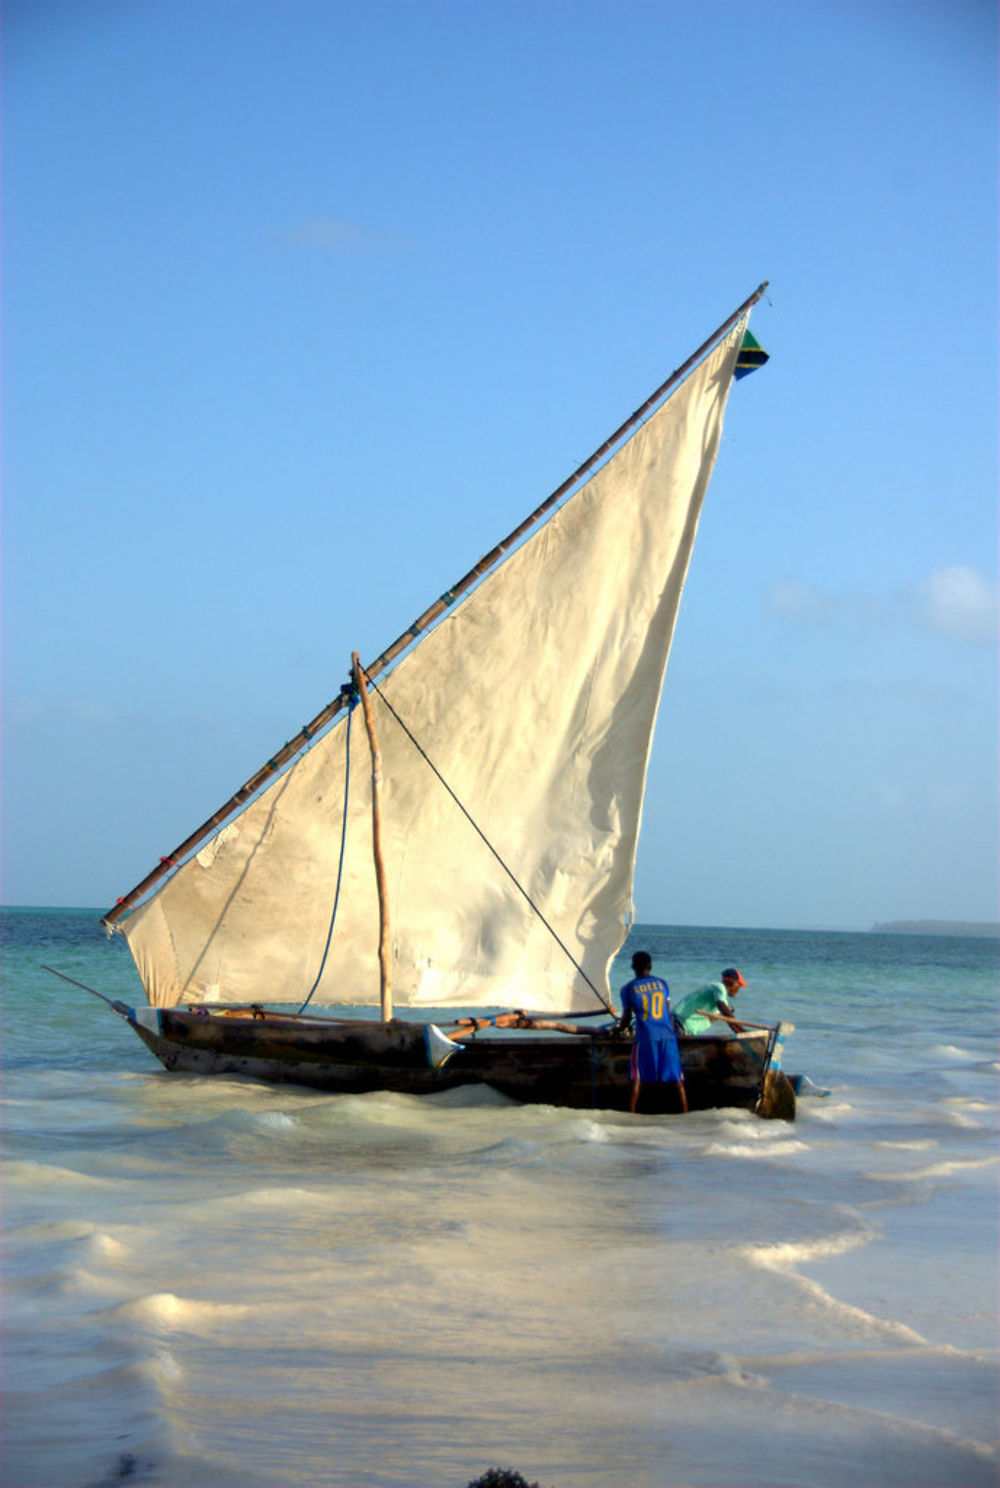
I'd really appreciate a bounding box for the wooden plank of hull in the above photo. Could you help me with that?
[126,1011,794,1118]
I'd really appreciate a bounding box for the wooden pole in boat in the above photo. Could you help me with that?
[352,652,393,1022]
[695,1010,794,1034]
[102,283,768,925]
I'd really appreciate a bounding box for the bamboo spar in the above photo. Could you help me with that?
[352,653,393,1021]
[102,282,768,925]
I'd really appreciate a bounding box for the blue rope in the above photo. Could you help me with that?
[298,696,356,1013]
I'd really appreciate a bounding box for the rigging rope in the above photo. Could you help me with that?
[363,667,615,1015]
[298,694,357,1013]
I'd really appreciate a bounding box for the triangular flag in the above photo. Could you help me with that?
[734,329,769,379]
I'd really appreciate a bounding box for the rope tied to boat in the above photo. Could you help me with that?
[298,689,358,1014]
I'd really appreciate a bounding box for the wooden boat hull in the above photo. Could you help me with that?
[123,1009,796,1119]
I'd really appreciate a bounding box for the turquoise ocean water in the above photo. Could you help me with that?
[2,908,997,1488]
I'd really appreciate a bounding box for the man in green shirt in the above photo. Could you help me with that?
[672,968,747,1035]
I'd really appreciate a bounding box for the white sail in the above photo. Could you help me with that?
[121,320,747,1010]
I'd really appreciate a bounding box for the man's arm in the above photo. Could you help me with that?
[718,998,745,1033]
[617,988,634,1033]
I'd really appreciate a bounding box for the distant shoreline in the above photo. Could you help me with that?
[872,920,1000,938]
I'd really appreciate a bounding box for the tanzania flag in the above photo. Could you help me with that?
[735,330,769,379]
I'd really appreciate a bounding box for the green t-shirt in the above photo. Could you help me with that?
[672,981,732,1035]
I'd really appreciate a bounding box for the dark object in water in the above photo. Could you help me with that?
[467,1470,547,1488]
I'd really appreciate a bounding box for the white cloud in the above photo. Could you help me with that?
[266,217,366,252]
[764,566,998,647]
[907,565,998,646]
[763,579,884,627]
[5,696,117,729]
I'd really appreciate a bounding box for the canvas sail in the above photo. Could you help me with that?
[120,319,747,1011]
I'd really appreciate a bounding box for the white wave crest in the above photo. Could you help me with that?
[745,1226,932,1346]
[703,1138,810,1159]
[749,1228,876,1270]
[865,1155,998,1183]
[107,1292,251,1333]
[872,1139,937,1150]
[82,1231,128,1262]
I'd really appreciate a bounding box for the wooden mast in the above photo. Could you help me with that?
[102,283,768,925]
[352,653,393,1022]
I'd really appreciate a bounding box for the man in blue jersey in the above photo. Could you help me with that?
[617,951,688,1114]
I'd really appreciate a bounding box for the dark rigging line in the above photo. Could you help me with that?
[362,666,615,1016]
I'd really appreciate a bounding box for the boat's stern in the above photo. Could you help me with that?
[754,1021,796,1120]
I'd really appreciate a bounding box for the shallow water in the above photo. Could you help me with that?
[2,911,997,1487]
